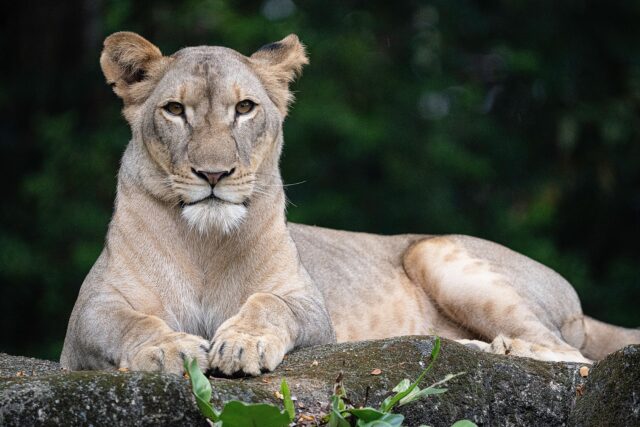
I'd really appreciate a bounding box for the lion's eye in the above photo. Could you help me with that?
[236,100,255,115]
[164,102,185,116]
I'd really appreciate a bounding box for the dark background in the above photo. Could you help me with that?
[1,0,639,361]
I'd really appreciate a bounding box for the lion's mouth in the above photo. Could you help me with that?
[179,192,249,208]
[180,193,225,207]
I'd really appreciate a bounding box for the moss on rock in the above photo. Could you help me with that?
[569,345,640,427]
[1,338,636,426]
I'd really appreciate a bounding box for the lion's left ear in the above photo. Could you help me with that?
[250,34,309,116]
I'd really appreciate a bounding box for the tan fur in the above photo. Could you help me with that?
[250,34,309,115]
[61,33,640,376]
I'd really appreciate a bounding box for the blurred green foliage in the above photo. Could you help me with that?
[1,0,638,360]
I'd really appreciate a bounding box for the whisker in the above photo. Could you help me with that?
[224,180,256,187]
[254,172,281,178]
[285,197,298,208]
[253,189,278,199]
[252,189,274,197]
[259,180,306,188]
[172,178,199,185]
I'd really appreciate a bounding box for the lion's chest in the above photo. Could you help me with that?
[160,272,246,340]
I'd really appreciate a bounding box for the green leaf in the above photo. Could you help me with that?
[328,395,351,427]
[183,358,220,421]
[328,409,351,427]
[395,384,421,405]
[348,408,404,427]
[428,372,467,389]
[219,401,291,427]
[357,422,392,427]
[331,391,347,412]
[451,420,478,427]
[329,413,351,427]
[380,336,441,412]
[280,378,295,422]
[391,379,411,393]
[399,371,467,406]
[349,407,386,421]
[398,387,448,406]
[356,413,404,427]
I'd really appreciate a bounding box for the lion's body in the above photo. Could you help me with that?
[292,225,434,342]
[292,225,587,353]
[61,32,640,375]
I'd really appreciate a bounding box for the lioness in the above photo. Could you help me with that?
[61,32,640,376]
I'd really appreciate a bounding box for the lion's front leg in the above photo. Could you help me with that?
[62,299,212,376]
[103,311,211,376]
[210,291,334,376]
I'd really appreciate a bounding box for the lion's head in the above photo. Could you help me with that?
[100,32,307,234]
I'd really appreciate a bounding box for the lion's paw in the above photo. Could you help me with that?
[455,338,491,352]
[489,334,537,358]
[127,332,210,375]
[489,334,591,363]
[209,324,287,376]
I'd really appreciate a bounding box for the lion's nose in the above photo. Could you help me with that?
[192,168,235,187]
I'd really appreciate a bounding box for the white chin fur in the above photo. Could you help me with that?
[181,200,247,235]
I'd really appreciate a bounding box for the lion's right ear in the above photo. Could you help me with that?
[100,32,168,105]
[250,34,309,116]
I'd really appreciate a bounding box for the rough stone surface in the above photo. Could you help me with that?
[0,354,62,378]
[0,337,636,426]
[569,345,640,427]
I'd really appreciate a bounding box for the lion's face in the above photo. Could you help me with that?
[100,33,307,234]
[141,47,282,234]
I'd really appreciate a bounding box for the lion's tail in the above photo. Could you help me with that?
[581,316,640,360]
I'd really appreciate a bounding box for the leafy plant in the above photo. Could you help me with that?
[327,337,476,427]
[183,359,295,427]
[185,337,477,426]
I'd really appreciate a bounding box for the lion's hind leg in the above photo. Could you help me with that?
[404,236,591,363]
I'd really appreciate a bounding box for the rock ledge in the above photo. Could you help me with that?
[1,337,637,426]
